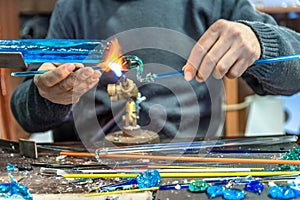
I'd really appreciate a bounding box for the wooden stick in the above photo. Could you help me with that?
[60,152,95,157]
[98,153,300,165]
[64,171,300,179]
[59,151,146,157]
[148,165,264,170]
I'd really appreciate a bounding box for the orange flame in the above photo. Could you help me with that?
[98,38,125,77]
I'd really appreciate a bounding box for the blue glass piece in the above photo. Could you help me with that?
[223,188,246,200]
[0,173,33,200]
[0,39,109,64]
[269,185,300,199]
[102,184,135,192]
[244,180,264,194]
[188,180,208,192]
[101,179,137,191]
[288,12,298,19]
[6,163,17,171]
[136,169,161,188]
[206,185,225,198]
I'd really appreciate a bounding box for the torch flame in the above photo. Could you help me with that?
[99,38,125,78]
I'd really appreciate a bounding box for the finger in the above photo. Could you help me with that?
[183,40,212,81]
[226,58,248,79]
[184,22,221,81]
[182,63,197,81]
[34,63,57,89]
[74,67,95,81]
[213,43,244,79]
[212,47,239,79]
[57,68,101,93]
[71,75,100,102]
[73,70,101,90]
[38,62,57,70]
[51,63,84,69]
[38,63,76,88]
[213,50,237,79]
[73,63,84,69]
[73,78,100,96]
[216,41,258,79]
[198,37,231,81]
[72,67,101,84]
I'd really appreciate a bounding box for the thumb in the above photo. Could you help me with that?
[182,62,197,81]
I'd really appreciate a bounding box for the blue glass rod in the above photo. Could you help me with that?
[11,70,49,77]
[152,54,300,79]
[253,54,300,65]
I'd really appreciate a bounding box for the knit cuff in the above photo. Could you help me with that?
[32,83,72,116]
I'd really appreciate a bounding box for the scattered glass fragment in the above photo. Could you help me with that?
[101,179,137,192]
[0,173,33,200]
[136,169,161,189]
[278,146,300,171]
[244,180,264,194]
[100,169,160,192]
[223,188,246,200]
[288,176,300,188]
[269,185,300,199]
[207,185,225,198]
[188,180,208,192]
[6,163,17,171]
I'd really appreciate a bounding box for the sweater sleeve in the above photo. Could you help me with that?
[11,79,72,133]
[240,21,300,96]
[10,0,75,133]
[221,0,300,96]
[46,0,75,39]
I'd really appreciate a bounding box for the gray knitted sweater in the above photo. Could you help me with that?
[11,0,300,141]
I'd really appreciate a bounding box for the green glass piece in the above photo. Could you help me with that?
[278,146,300,171]
[188,180,208,193]
[122,55,144,81]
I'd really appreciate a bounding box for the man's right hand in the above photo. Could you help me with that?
[34,63,101,105]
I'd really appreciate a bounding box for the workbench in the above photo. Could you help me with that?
[0,135,299,200]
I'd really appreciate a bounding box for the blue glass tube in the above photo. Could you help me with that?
[11,70,50,77]
[145,54,300,81]
[95,135,297,156]
[0,39,110,64]
[153,70,184,79]
[253,54,300,65]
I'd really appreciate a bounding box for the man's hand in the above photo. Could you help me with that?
[183,19,261,82]
[34,63,101,105]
